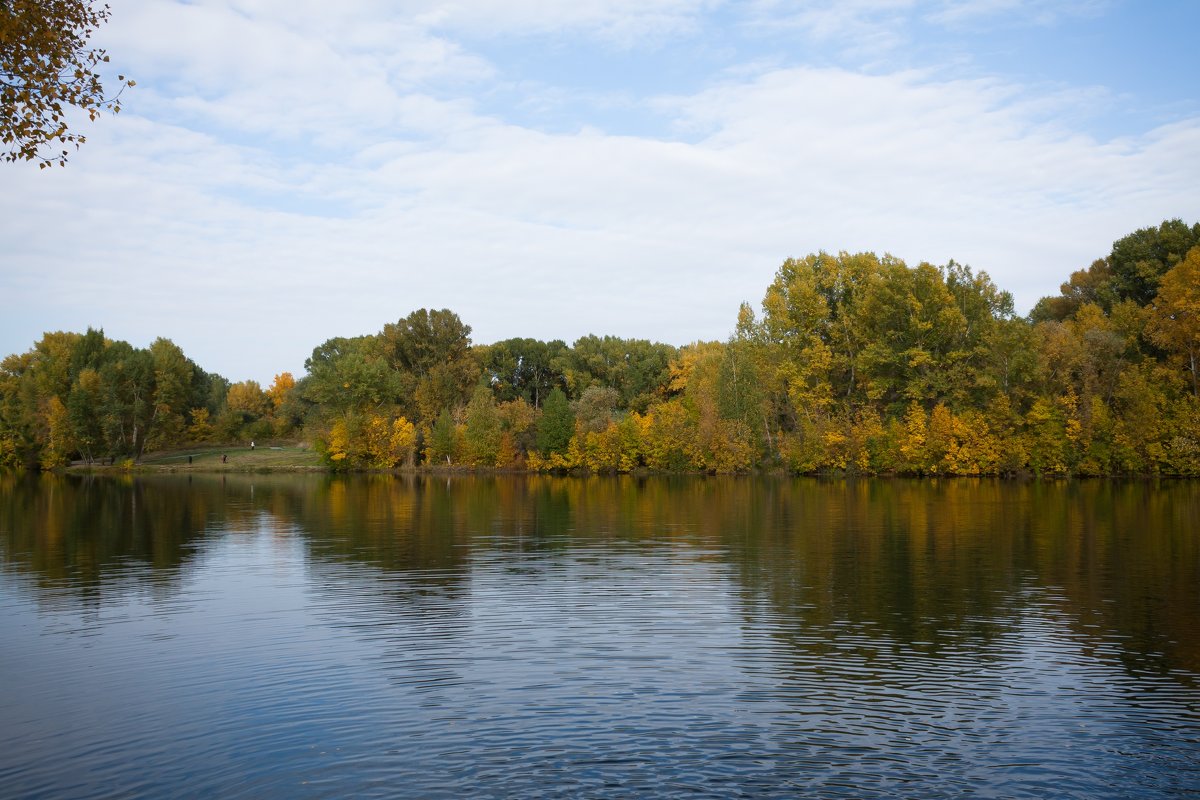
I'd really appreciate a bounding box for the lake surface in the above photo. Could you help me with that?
[1,473,1198,798]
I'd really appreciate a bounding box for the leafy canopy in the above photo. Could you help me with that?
[1,0,134,167]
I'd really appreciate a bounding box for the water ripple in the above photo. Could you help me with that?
[2,477,1199,798]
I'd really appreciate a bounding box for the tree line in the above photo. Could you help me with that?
[3,219,1198,475]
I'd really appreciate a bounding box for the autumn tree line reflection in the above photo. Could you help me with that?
[3,474,1197,676]
[3,220,1200,475]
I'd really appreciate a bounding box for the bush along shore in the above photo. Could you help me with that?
[7,220,1200,477]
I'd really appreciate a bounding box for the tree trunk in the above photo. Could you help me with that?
[1190,346,1197,399]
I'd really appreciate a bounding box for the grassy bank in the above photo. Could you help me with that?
[66,444,326,473]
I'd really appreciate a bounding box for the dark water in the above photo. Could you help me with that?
[1,474,1198,798]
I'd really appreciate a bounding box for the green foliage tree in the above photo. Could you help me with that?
[381,308,472,374]
[0,328,221,466]
[559,335,675,413]
[301,336,395,416]
[68,326,106,377]
[427,408,458,465]
[379,309,477,420]
[574,385,619,434]
[66,366,102,462]
[1030,258,1115,322]
[1031,219,1200,321]
[858,260,967,409]
[96,340,154,457]
[146,337,194,449]
[481,337,568,407]
[6,219,1200,477]
[1108,219,1200,308]
[716,330,767,451]
[463,383,502,466]
[759,254,835,419]
[942,261,1014,406]
[536,387,574,455]
[985,316,1037,405]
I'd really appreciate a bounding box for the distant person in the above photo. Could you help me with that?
[188,455,193,464]
[251,441,255,450]
[222,454,227,463]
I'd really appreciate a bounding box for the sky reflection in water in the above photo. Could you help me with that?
[1,474,1198,798]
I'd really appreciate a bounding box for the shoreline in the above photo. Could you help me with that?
[49,462,1181,480]
[21,444,1179,480]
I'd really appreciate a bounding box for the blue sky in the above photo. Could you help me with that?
[3,0,1198,384]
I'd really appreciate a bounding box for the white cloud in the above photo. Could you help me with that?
[410,0,719,46]
[927,0,1110,27]
[744,0,916,40]
[737,0,1111,62]
[2,1,1197,382]
[105,0,493,149]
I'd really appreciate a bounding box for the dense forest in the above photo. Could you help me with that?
[3,219,1199,476]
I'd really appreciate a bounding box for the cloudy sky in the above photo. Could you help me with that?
[3,0,1198,384]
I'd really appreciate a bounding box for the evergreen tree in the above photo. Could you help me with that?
[537,387,574,455]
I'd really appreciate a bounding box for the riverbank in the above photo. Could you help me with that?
[65,444,327,474]
[52,444,1180,478]
[61,445,542,476]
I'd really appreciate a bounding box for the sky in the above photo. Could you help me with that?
[3,0,1199,385]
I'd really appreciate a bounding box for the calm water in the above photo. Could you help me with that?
[1,474,1198,798]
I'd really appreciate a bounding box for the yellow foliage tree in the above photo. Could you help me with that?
[363,414,416,467]
[267,372,295,410]
[187,407,214,443]
[899,402,927,473]
[1147,246,1200,398]
[617,413,643,471]
[226,380,271,418]
[706,419,755,473]
[1023,398,1066,475]
[780,416,827,473]
[841,407,884,473]
[325,412,416,468]
[1163,396,1200,475]
[1059,388,1084,471]
[390,416,417,467]
[583,422,624,472]
[949,409,1000,474]
[1,0,135,167]
[925,403,956,475]
[325,417,354,465]
[42,395,72,468]
[641,399,696,471]
[495,430,521,468]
